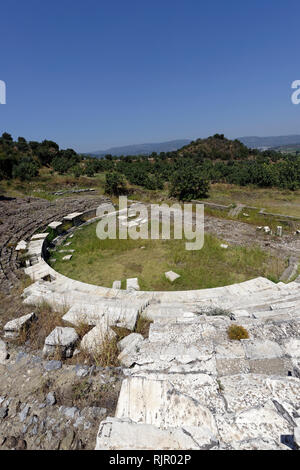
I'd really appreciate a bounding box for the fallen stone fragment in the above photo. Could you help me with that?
[4,312,36,339]
[16,240,27,251]
[62,254,72,261]
[0,340,8,364]
[165,271,180,283]
[0,407,8,419]
[118,333,144,367]
[126,278,140,290]
[220,244,228,249]
[118,333,144,352]
[44,360,62,371]
[46,392,56,406]
[43,327,79,358]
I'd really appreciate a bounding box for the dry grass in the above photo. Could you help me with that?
[92,334,120,368]
[135,316,153,338]
[23,302,66,350]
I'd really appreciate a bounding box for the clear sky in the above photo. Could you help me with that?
[0,0,300,152]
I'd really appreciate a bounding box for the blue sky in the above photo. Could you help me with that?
[0,0,299,152]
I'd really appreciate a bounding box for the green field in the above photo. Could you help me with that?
[49,221,285,291]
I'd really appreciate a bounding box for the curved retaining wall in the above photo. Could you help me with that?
[23,205,279,304]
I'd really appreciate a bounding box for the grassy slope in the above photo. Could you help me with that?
[50,222,285,291]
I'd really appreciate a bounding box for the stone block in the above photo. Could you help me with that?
[4,312,36,339]
[165,271,180,283]
[43,327,79,358]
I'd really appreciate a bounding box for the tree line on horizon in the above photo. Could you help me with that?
[1,132,300,201]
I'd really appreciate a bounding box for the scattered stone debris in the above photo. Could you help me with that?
[62,254,72,261]
[165,271,180,282]
[220,244,228,249]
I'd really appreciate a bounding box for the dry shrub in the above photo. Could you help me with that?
[74,321,93,339]
[92,334,119,368]
[110,326,131,340]
[227,324,249,341]
[24,302,66,350]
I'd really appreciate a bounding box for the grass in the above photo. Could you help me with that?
[202,183,300,218]
[51,220,285,291]
[0,168,106,200]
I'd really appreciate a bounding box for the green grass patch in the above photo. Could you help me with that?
[50,221,285,291]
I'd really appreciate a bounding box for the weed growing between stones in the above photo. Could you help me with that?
[134,316,153,338]
[21,301,66,350]
[196,307,232,317]
[92,335,120,368]
[227,324,249,341]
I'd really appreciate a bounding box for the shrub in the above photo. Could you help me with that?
[105,171,127,196]
[227,324,249,341]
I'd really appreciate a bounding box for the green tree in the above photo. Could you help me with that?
[105,172,127,196]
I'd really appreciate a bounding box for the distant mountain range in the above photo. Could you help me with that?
[88,139,191,157]
[86,135,300,157]
[238,135,300,150]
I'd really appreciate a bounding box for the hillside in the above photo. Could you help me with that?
[88,139,191,157]
[177,134,250,160]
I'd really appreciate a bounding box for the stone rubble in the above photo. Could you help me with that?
[3,200,300,450]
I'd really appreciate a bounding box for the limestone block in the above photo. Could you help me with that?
[63,212,83,225]
[216,403,293,445]
[118,333,144,352]
[16,240,27,251]
[95,417,218,450]
[43,327,78,358]
[165,271,180,283]
[4,312,36,339]
[126,278,140,291]
[48,221,63,233]
[30,233,49,241]
[242,339,283,360]
[115,376,218,434]
[282,338,300,358]
[62,255,72,261]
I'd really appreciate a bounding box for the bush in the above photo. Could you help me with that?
[227,324,249,341]
[105,171,127,196]
[12,159,39,181]
[169,165,209,201]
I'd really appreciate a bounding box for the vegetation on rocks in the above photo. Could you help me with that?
[227,324,249,341]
